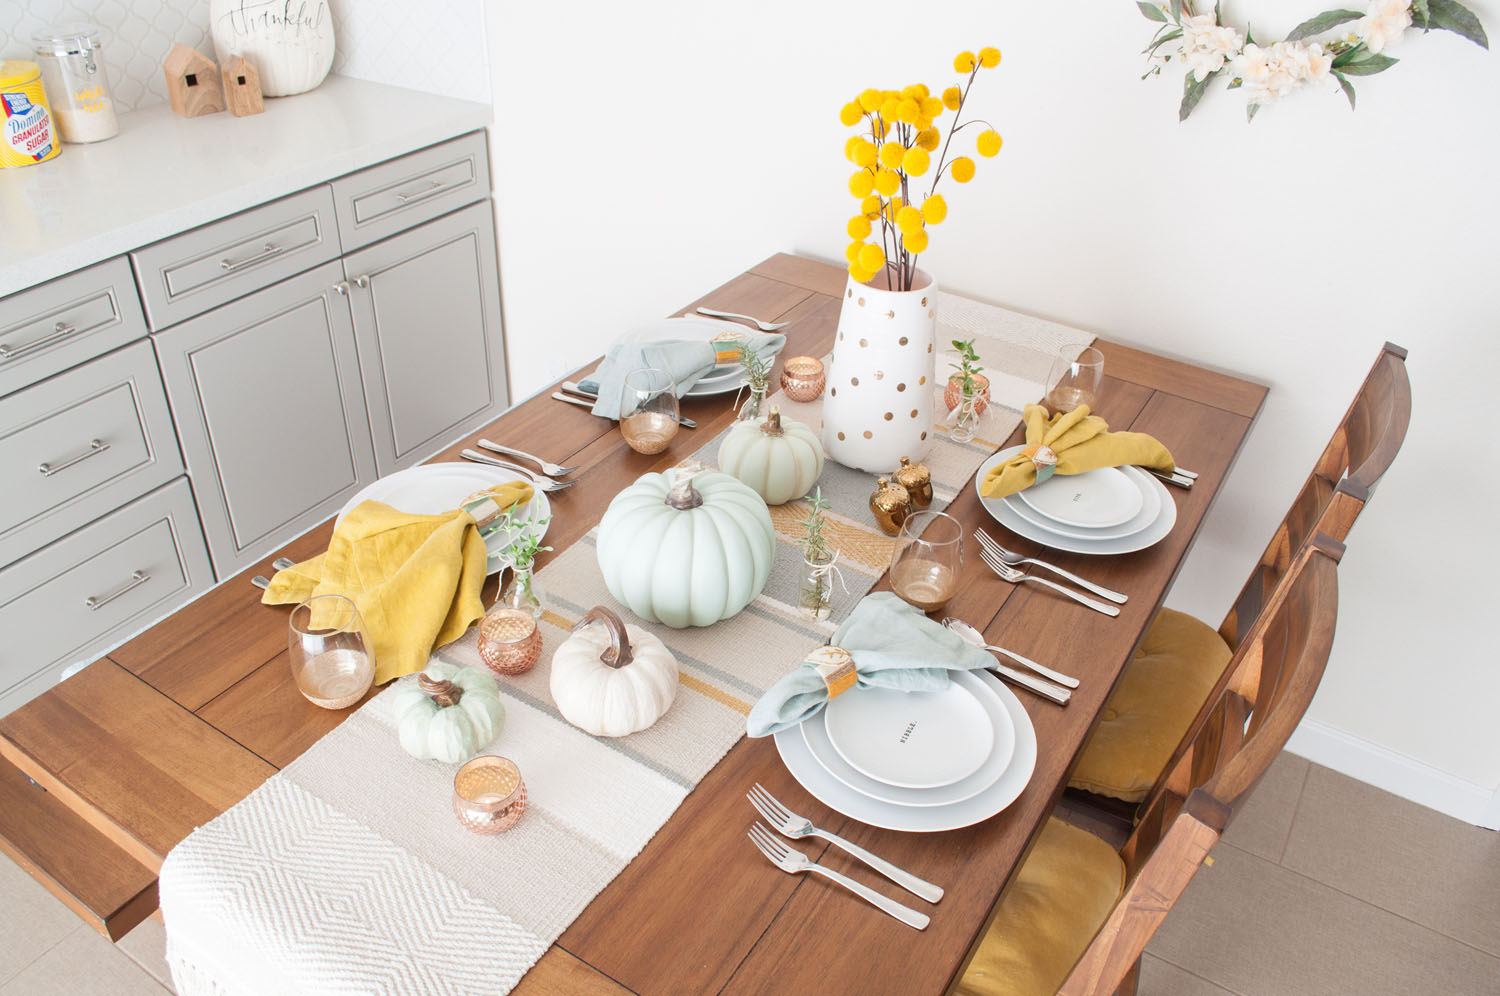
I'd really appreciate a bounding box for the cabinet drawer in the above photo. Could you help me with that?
[0,477,212,717]
[332,131,489,251]
[130,186,340,329]
[0,340,182,569]
[0,258,149,397]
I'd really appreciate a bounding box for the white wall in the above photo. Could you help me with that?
[488,2,1500,820]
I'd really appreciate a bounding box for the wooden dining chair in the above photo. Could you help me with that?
[952,533,1343,996]
[1066,342,1408,810]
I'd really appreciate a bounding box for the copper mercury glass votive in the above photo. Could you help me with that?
[477,607,543,675]
[779,355,826,402]
[453,755,527,834]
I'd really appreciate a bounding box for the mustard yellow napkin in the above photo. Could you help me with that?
[980,404,1176,499]
[262,482,532,683]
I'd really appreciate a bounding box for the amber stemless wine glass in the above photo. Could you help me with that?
[889,511,963,615]
[620,367,680,454]
[288,594,374,710]
[1045,345,1105,413]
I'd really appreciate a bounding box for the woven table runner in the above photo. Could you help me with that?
[160,295,1094,996]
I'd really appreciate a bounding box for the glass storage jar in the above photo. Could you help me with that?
[31,25,117,144]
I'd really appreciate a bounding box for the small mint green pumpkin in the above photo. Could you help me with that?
[718,406,825,505]
[391,662,505,763]
[596,467,774,628]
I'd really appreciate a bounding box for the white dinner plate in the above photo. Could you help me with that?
[774,670,1037,833]
[613,316,785,397]
[801,670,1017,808]
[1002,469,1161,541]
[975,446,1175,556]
[337,463,551,576]
[1016,465,1142,528]
[823,679,995,789]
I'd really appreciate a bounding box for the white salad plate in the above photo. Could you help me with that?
[1002,469,1161,541]
[1016,465,1142,528]
[801,670,1018,808]
[337,463,551,576]
[823,679,996,789]
[775,670,1038,832]
[975,446,1175,556]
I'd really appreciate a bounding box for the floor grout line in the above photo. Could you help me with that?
[1275,760,1314,867]
[1143,950,1248,995]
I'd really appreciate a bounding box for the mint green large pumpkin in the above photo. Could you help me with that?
[596,468,774,628]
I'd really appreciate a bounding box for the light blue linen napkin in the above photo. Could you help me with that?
[746,592,994,737]
[582,333,786,418]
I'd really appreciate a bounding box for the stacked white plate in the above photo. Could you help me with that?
[773,670,1038,832]
[616,316,786,397]
[973,445,1177,555]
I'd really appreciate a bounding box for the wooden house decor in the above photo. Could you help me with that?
[220,55,264,117]
[163,44,224,118]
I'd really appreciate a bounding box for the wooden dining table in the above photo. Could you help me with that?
[0,253,1266,995]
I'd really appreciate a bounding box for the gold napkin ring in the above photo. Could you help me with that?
[804,645,856,699]
[1022,443,1059,485]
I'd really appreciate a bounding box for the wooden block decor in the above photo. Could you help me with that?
[163,43,224,118]
[221,56,264,118]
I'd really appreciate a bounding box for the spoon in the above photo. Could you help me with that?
[943,618,1081,689]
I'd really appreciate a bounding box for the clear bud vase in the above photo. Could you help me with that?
[798,552,834,621]
[497,563,543,619]
[949,390,980,444]
[738,385,767,422]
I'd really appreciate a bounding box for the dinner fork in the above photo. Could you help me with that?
[459,450,575,491]
[476,439,578,477]
[747,783,943,902]
[979,547,1121,617]
[747,822,930,929]
[974,529,1127,604]
[695,307,790,331]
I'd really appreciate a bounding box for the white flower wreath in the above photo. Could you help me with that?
[1138,0,1488,120]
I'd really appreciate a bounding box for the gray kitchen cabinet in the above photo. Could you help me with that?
[153,261,377,578]
[342,201,508,474]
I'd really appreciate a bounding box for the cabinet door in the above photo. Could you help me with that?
[153,262,376,578]
[342,201,508,475]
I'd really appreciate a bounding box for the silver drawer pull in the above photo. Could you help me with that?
[0,321,80,361]
[38,439,109,476]
[394,179,451,204]
[220,242,284,272]
[85,570,149,610]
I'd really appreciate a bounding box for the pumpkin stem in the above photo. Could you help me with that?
[664,465,705,510]
[574,606,635,669]
[418,673,464,707]
[760,406,784,437]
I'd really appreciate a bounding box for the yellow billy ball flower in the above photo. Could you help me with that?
[904,229,929,254]
[955,50,976,72]
[847,215,872,240]
[951,156,976,183]
[874,169,901,197]
[879,142,906,170]
[844,135,862,161]
[916,127,941,151]
[853,140,878,168]
[902,146,931,176]
[845,240,864,264]
[859,88,882,112]
[900,84,922,100]
[840,102,863,126]
[861,193,882,218]
[849,170,875,198]
[942,86,963,110]
[896,98,920,124]
[849,262,876,284]
[979,46,1001,68]
[977,129,1003,157]
[880,97,901,122]
[858,243,886,273]
[873,118,889,139]
[896,205,924,236]
[921,97,944,119]
[922,193,948,224]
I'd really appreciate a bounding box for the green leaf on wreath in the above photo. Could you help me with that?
[1426,0,1489,48]
[1138,2,1169,22]
[1171,0,1183,20]
[1332,70,1357,109]
[1145,29,1184,55]
[1180,71,1213,121]
[1338,53,1400,74]
[1247,102,1261,123]
[1413,0,1431,30]
[1287,9,1364,41]
[1332,42,1366,66]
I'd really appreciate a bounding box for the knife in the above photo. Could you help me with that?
[559,382,698,430]
[988,663,1071,705]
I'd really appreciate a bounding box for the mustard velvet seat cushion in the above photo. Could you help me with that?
[954,817,1126,996]
[1069,607,1233,803]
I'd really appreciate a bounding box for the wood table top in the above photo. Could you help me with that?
[0,253,1265,993]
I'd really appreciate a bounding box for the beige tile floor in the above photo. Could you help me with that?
[0,753,1495,994]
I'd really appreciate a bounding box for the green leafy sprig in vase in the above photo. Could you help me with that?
[495,507,552,618]
[798,488,838,621]
[944,338,989,442]
[737,341,772,421]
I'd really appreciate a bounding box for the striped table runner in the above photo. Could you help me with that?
[160,295,1094,996]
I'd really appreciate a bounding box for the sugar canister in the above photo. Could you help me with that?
[32,25,118,144]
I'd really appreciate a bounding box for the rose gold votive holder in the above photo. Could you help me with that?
[453,755,527,835]
[779,355,826,402]
[477,607,543,675]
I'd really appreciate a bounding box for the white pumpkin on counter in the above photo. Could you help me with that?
[718,406,825,506]
[596,467,774,628]
[552,606,678,737]
[210,0,336,97]
[390,664,505,763]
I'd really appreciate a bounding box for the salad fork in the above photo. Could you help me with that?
[973,529,1127,604]
[695,307,790,331]
[979,547,1120,617]
[459,450,575,491]
[747,783,943,902]
[747,822,930,929]
[476,439,577,477]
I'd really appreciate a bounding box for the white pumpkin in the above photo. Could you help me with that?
[390,662,505,763]
[718,406,825,505]
[551,606,678,737]
[596,467,774,628]
[210,0,336,97]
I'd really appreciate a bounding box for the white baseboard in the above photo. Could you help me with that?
[1285,720,1498,830]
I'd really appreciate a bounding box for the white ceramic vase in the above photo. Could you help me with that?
[821,269,937,472]
[210,0,336,97]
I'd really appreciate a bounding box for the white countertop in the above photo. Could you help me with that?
[0,76,492,299]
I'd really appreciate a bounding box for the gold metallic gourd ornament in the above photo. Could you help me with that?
[869,477,914,536]
[892,455,933,508]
